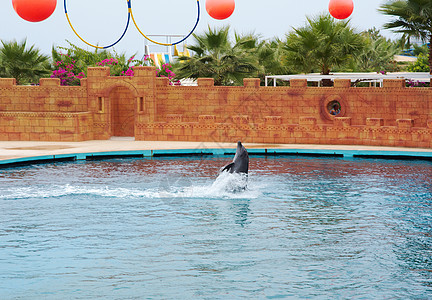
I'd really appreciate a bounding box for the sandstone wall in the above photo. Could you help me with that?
[0,67,431,148]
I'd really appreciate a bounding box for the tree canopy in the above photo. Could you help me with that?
[351,28,399,72]
[0,40,51,85]
[283,14,364,75]
[379,0,432,73]
[174,26,259,86]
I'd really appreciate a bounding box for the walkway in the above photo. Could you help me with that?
[1,140,432,167]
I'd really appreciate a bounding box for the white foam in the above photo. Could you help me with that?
[179,172,262,199]
[0,173,263,201]
[0,184,156,200]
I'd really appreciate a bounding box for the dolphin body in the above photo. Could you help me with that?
[220,141,249,175]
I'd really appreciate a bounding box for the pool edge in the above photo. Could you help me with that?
[1,147,432,168]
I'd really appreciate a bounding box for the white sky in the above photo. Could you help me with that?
[0,0,396,58]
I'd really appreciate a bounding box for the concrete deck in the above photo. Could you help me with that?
[1,140,432,167]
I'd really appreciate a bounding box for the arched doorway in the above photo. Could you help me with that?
[109,86,135,137]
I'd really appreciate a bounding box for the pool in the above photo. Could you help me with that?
[1,156,431,298]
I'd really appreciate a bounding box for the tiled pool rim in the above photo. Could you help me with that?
[1,141,432,168]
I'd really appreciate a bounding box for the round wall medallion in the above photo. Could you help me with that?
[327,100,341,116]
[321,96,347,121]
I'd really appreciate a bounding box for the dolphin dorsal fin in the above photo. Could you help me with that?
[220,162,235,173]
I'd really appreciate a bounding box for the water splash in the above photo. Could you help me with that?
[212,171,248,192]
[0,173,262,201]
[159,172,260,200]
[0,184,156,200]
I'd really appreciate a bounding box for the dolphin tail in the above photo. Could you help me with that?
[220,162,235,173]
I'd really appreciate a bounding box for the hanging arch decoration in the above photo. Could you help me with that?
[63,0,132,49]
[130,0,200,46]
[63,0,201,49]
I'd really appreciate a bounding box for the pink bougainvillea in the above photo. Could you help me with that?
[52,53,181,85]
[96,58,119,67]
[51,58,84,86]
[156,63,181,86]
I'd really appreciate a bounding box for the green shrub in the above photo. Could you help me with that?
[407,53,429,72]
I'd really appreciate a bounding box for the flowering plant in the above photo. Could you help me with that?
[97,57,119,67]
[51,53,85,86]
[156,63,181,86]
[51,42,181,85]
[406,79,429,87]
[97,54,144,77]
[121,56,136,76]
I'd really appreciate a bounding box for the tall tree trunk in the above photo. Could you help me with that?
[321,68,333,87]
[429,34,432,75]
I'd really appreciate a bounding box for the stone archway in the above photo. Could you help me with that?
[109,86,135,137]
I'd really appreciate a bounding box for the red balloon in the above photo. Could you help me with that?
[12,0,57,22]
[328,0,354,20]
[206,0,235,20]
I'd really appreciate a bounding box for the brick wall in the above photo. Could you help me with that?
[0,67,431,148]
[0,78,90,141]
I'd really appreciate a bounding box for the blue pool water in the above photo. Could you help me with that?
[0,156,431,299]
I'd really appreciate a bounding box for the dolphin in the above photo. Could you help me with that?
[220,141,249,174]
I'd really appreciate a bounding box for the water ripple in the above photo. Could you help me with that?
[0,157,431,298]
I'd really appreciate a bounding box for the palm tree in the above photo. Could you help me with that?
[234,33,289,84]
[353,28,399,72]
[379,0,432,73]
[283,14,364,77]
[0,40,51,85]
[395,33,413,51]
[256,39,290,77]
[175,26,258,86]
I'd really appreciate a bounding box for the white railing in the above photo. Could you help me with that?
[265,72,432,87]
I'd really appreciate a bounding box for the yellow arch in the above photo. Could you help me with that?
[129,0,200,46]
